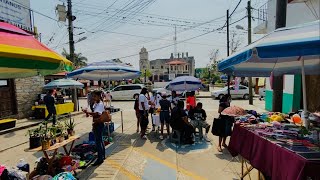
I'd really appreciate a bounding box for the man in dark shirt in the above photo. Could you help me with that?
[159,93,171,140]
[44,89,56,125]
[170,100,195,144]
[189,102,211,142]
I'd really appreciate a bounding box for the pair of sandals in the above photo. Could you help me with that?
[217,144,228,152]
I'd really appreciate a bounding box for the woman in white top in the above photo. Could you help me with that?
[83,90,106,165]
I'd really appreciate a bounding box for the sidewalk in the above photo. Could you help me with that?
[0,111,82,135]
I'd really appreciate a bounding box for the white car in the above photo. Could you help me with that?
[211,85,250,100]
[110,84,144,100]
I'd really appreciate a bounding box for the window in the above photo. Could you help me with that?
[239,86,247,90]
[174,66,177,70]
[171,66,173,71]
[161,66,163,69]
[230,87,235,90]
[151,66,154,69]
[0,80,8,87]
[131,85,142,90]
[113,86,123,91]
[185,65,188,71]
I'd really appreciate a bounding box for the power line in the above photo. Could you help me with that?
[112,16,247,60]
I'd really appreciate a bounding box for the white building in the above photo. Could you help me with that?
[139,47,195,82]
[253,0,320,113]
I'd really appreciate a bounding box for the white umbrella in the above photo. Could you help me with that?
[167,76,202,91]
[44,78,84,89]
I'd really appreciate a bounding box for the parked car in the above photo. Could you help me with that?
[109,84,144,100]
[211,85,250,100]
[259,88,265,100]
[153,83,200,98]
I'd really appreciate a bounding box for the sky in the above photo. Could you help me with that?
[30,0,266,69]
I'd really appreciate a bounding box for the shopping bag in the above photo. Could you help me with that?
[211,117,223,136]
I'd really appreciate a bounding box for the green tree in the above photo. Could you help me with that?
[140,69,152,78]
[62,48,88,67]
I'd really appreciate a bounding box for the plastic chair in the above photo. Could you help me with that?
[195,127,203,140]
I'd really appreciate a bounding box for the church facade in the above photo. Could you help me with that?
[139,47,195,82]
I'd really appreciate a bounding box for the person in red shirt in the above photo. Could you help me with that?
[186,91,196,111]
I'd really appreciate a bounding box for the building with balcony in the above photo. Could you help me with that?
[139,47,195,82]
[254,0,319,34]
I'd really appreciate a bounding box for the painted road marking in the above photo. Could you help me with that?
[134,148,207,180]
[142,159,176,180]
[107,159,140,180]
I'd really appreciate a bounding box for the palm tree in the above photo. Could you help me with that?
[62,48,88,67]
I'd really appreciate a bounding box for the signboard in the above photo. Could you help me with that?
[0,0,32,31]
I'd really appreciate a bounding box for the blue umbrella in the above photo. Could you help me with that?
[218,20,320,127]
[67,60,141,81]
[218,20,320,77]
[44,79,84,89]
[167,76,202,91]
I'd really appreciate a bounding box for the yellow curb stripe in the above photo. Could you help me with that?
[107,159,141,180]
[134,148,207,180]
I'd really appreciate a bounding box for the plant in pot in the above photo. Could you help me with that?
[26,127,42,149]
[65,118,76,136]
[40,122,51,150]
[54,122,65,143]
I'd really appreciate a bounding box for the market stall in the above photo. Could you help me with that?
[217,20,320,180]
[229,123,320,180]
[32,102,74,119]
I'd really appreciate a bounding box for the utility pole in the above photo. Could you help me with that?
[67,0,78,111]
[144,69,147,83]
[272,0,287,112]
[227,9,231,96]
[247,0,253,105]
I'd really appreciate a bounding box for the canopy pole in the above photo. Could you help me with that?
[301,57,309,128]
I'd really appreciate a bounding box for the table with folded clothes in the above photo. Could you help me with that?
[228,124,320,180]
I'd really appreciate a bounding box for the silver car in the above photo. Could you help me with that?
[211,85,250,100]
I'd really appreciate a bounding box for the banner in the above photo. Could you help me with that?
[0,0,32,31]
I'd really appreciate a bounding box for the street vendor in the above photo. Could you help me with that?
[44,89,56,125]
[83,90,106,166]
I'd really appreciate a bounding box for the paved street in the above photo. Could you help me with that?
[0,98,265,179]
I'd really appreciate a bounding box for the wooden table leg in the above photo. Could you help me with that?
[43,149,58,175]
[121,111,124,133]
[241,157,244,180]
[63,140,75,155]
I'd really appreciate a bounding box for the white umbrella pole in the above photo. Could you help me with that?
[301,57,309,128]
[108,73,112,107]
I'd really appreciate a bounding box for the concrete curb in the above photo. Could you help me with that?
[0,112,83,135]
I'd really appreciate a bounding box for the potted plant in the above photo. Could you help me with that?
[65,118,76,136]
[26,127,42,149]
[40,122,51,150]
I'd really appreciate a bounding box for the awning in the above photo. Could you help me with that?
[218,20,320,77]
[0,22,73,78]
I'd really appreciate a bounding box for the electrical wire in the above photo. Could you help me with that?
[104,0,157,32]
[111,16,247,60]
